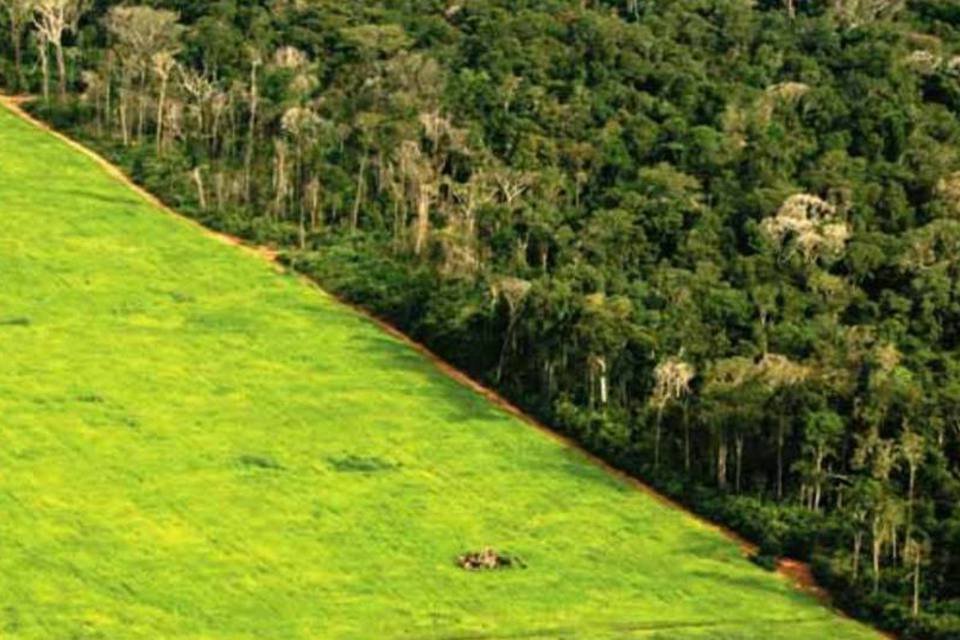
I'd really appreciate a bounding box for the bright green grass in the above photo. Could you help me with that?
[0,105,881,640]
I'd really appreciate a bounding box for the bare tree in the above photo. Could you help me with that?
[762,193,851,264]
[651,356,696,472]
[243,50,262,204]
[757,353,811,500]
[33,0,86,102]
[105,6,182,144]
[493,168,536,209]
[854,432,903,593]
[442,168,497,276]
[395,114,467,259]
[281,106,323,248]
[34,27,49,101]
[413,111,468,256]
[153,51,177,153]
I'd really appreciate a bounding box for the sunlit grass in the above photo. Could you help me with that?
[0,105,880,639]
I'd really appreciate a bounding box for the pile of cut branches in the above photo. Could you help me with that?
[457,547,526,571]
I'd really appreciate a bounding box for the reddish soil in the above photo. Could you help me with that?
[778,558,831,602]
[1,94,893,638]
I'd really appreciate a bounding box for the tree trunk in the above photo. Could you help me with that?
[192,167,207,211]
[137,69,147,143]
[598,357,608,406]
[38,42,50,103]
[654,406,663,471]
[906,466,916,549]
[717,432,728,490]
[156,75,168,155]
[214,172,225,211]
[912,549,921,617]
[119,85,130,146]
[813,448,824,512]
[853,531,863,579]
[683,403,691,474]
[776,415,785,500]
[54,41,67,102]
[891,526,898,564]
[496,314,519,384]
[872,519,882,594]
[244,64,257,204]
[211,105,223,157]
[10,21,23,91]
[298,209,307,249]
[104,57,114,132]
[352,155,367,234]
[414,182,430,256]
[273,140,287,219]
[306,179,321,232]
[734,433,744,494]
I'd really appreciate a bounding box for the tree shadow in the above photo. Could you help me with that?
[686,568,814,604]
[349,332,511,425]
[52,188,143,209]
[344,330,643,495]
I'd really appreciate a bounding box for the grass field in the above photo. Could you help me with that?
[0,103,883,640]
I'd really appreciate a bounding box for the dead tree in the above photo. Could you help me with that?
[33,0,86,102]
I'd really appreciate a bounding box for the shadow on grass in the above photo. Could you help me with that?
[349,332,512,426]
[52,188,143,209]
[687,568,809,602]
[346,331,639,495]
[0,317,31,327]
[554,450,631,493]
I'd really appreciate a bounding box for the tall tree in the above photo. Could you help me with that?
[650,355,695,472]
[899,429,925,548]
[104,6,181,145]
[903,535,929,618]
[33,0,85,102]
[797,409,844,512]
[758,354,810,500]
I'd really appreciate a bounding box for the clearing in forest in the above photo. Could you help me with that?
[0,103,882,639]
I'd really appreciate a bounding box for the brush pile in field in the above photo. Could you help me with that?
[457,548,525,571]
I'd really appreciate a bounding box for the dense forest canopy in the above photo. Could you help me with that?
[2,0,960,637]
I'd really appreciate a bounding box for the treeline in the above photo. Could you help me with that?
[2,1,960,637]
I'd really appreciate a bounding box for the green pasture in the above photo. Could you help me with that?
[0,104,881,639]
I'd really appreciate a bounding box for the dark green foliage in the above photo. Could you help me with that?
[750,553,778,572]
